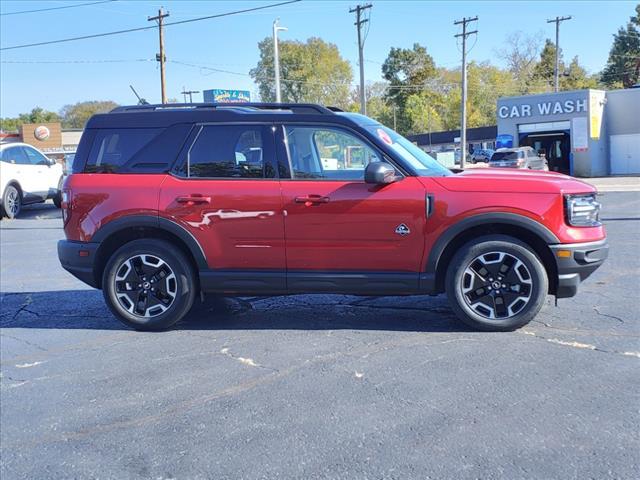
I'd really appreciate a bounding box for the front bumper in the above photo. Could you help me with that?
[550,238,609,298]
[58,240,100,288]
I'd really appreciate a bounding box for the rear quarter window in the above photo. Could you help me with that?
[85,128,161,173]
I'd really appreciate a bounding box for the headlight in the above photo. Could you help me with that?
[565,194,601,227]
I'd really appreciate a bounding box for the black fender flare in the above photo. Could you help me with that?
[425,212,559,274]
[92,215,208,269]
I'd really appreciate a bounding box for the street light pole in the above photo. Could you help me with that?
[273,18,287,103]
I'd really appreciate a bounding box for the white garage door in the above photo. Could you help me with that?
[610,134,640,174]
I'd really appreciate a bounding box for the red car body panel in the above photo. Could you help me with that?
[158,175,286,270]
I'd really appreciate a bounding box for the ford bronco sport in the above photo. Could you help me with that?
[57,103,608,331]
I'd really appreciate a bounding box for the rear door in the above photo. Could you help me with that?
[159,123,287,292]
[276,124,427,292]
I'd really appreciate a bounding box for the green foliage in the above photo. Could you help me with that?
[531,39,560,89]
[601,4,640,88]
[0,107,60,132]
[60,100,119,128]
[1,101,118,132]
[250,36,353,108]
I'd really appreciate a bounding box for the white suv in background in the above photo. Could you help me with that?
[0,142,64,218]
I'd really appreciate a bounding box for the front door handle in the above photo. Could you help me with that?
[295,195,330,206]
[176,195,211,205]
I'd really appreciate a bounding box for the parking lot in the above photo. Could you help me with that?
[1,191,639,479]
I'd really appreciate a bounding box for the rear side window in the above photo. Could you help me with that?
[187,125,268,179]
[86,129,161,173]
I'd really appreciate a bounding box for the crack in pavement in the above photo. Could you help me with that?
[592,306,625,324]
[519,330,640,358]
[0,333,48,352]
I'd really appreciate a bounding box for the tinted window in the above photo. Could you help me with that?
[86,129,161,173]
[491,151,520,161]
[23,146,50,165]
[188,125,265,178]
[284,126,382,180]
[1,147,30,165]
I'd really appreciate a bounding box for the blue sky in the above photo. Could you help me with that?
[0,0,636,117]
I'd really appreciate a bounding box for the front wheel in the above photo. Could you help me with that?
[445,235,548,331]
[102,239,197,331]
[53,177,63,208]
[1,185,21,219]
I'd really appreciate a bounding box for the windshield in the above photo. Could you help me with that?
[364,125,451,177]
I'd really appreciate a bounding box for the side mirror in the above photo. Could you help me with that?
[364,162,397,185]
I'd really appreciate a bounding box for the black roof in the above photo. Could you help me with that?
[408,125,497,146]
[86,103,349,129]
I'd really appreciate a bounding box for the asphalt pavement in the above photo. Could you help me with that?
[1,192,639,479]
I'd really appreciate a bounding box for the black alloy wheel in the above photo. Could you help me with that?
[103,239,196,330]
[446,235,548,331]
[2,185,21,219]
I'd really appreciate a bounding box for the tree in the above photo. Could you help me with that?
[601,4,640,88]
[250,37,352,108]
[0,107,60,132]
[381,43,437,132]
[561,56,600,90]
[531,39,561,90]
[495,31,543,93]
[60,101,119,128]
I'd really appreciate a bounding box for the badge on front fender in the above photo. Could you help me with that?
[395,224,410,236]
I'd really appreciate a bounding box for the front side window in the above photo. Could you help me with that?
[188,125,266,179]
[23,146,50,165]
[86,128,161,173]
[1,147,30,165]
[284,126,382,180]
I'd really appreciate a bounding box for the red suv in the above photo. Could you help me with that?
[58,103,608,331]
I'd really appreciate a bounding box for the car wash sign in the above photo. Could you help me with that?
[498,96,587,119]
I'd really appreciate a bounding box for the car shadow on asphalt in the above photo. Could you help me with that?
[0,290,471,333]
[0,202,61,221]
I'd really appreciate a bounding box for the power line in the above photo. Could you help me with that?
[0,0,116,17]
[0,0,301,51]
[1,59,153,64]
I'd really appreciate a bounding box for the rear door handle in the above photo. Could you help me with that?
[176,195,211,205]
[295,195,330,206]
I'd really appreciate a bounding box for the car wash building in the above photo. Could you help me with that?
[496,88,640,177]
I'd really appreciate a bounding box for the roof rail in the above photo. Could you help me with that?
[110,102,336,115]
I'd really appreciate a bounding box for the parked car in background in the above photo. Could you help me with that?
[0,142,64,218]
[470,149,494,163]
[489,147,549,170]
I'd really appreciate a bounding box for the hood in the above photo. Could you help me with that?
[429,168,597,195]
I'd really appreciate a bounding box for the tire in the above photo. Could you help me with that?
[445,235,548,331]
[102,239,197,331]
[53,177,63,208]
[1,185,22,219]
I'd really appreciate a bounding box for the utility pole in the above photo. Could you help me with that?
[181,87,200,103]
[148,7,169,104]
[273,18,287,103]
[454,15,477,169]
[350,3,372,115]
[547,15,572,92]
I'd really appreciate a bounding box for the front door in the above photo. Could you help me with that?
[159,123,286,292]
[276,124,427,293]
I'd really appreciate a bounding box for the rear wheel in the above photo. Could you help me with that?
[1,185,21,219]
[445,235,548,331]
[102,239,197,331]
